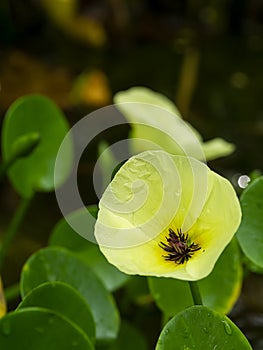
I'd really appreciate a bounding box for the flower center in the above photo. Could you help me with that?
[159,228,201,265]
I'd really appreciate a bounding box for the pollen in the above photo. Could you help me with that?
[159,228,201,265]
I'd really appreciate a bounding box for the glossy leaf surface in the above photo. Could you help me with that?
[236,177,263,267]
[0,307,93,349]
[2,94,71,197]
[156,305,252,350]
[18,281,95,343]
[20,247,119,344]
[49,206,129,291]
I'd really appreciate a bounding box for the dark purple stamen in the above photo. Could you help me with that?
[159,228,201,264]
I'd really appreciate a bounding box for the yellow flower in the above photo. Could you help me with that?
[95,150,241,281]
[114,87,235,161]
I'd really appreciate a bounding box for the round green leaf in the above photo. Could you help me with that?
[236,177,263,267]
[2,94,72,197]
[0,307,93,349]
[20,247,120,344]
[148,239,242,316]
[243,255,263,274]
[199,238,242,313]
[49,206,129,291]
[17,281,95,344]
[156,305,252,350]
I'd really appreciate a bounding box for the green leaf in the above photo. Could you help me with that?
[198,239,242,313]
[98,141,119,191]
[49,206,129,291]
[1,94,72,197]
[148,240,242,316]
[156,305,252,350]
[0,307,93,349]
[148,278,191,317]
[243,255,263,274]
[123,276,151,306]
[9,132,40,159]
[17,281,95,344]
[236,177,263,267]
[107,321,148,350]
[20,247,120,344]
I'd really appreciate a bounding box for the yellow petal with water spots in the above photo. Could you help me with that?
[95,150,241,281]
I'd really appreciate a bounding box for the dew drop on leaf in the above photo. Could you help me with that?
[222,321,232,335]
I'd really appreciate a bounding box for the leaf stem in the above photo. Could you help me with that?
[0,195,33,272]
[189,281,203,305]
[0,157,15,182]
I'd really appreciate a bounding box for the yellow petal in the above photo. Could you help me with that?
[203,138,236,161]
[0,277,6,318]
[114,87,236,162]
[95,150,241,281]
[185,171,241,279]
[114,87,205,161]
[114,86,181,117]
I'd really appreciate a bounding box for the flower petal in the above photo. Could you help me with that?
[95,150,241,281]
[114,87,205,160]
[114,87,235,161]
[96,151,208,248]
[186,171,242,280]
[114,86,181,118]
[202,138,236,161]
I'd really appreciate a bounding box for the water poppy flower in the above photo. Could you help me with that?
[95,150,241,281]
[114,87,235,161]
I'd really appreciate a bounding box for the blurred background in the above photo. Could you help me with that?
[0,0,263,348]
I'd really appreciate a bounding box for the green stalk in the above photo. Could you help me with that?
[0,157,16,182]
[0,195,33,272]
[189,281,203,305]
